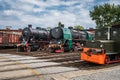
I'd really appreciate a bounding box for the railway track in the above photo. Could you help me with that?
[0,49,120,69]
[0,49,120,80]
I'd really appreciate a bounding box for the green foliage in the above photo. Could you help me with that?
[74,25,84,30]
[90,3,120,29]
[46,27,51,30]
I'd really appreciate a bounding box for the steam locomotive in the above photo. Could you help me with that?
[17,25,49,52]
[80,25,120,64]
[48,25,93,53]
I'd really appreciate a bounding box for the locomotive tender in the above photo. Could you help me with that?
[49,26,93,53]
[80,26,120,64]
[17,25,49,52]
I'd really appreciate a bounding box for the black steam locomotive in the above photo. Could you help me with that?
[49,26,93,53]
[17,25,49,52]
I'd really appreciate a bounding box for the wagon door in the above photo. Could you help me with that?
[3,33,9,46]
[0,33,3,45]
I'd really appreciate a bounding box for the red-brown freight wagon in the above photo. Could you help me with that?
[0,29,22,47]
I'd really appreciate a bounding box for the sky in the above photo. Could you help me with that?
[0,0,120,29]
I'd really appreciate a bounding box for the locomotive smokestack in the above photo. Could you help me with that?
[28,24,32,28]
[61,24,64,28]
[68,26,73,29]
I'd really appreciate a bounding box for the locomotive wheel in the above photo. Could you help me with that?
[61,47,64,53]
[105,56,110,64]
[27,46,31,52]
[115,55,120,60]
[73,46,78,52]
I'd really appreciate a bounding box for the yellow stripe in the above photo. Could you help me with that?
[0,56,40,76]
[15,61,40,76]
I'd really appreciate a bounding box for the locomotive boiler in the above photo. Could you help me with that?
[49,26,93,53]
[80,27,120,64]
[17,25,49,52]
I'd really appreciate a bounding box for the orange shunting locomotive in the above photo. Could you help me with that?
[80,27,120,64]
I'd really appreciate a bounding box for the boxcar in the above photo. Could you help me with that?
[0,29,22,47]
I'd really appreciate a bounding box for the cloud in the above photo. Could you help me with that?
[41,10,77,27]
[100,0,120,5]
[0,0,120,29]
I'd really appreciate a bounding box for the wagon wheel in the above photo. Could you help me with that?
[17,46,20,52]
[105,56,110,64]
[18,46,24,52]
[27,46,31,53]
[115,55,120,60]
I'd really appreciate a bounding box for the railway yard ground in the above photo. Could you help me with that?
[0,49,120,80]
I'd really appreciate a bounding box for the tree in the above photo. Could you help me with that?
[90,3,120,29]
[46,27,51,30]
[74,25,84,30]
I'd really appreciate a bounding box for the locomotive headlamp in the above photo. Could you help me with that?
[50,41,52,44]
[81,44,84,47]
[78,47,83,51]
[58,41,61,44]
[100,44,103,48]
[48,45,51,48]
